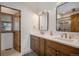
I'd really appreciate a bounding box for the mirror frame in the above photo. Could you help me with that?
[39,12,49,32]
[56,2,71,32]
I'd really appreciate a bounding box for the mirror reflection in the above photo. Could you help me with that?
[57,2,79,32]
[39,11,49,33]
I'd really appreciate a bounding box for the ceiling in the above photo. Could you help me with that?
[0,2,58,14]
[25,2,57,14]
[57,2,79,15]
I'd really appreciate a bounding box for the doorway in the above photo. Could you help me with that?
[0,5,21,56]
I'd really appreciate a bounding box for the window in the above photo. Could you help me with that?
[2,22,12,31]
[0,13,13,31]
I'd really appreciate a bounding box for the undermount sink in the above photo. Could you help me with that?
[58,38,79,42]
[41,34,79,42]
[50,35,79,42]
[60,38,74,41]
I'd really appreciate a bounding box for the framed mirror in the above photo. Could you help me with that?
[56,2,79,32]
[39,11,49,33]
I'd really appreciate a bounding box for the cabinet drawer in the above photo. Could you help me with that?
[46,40,62,50]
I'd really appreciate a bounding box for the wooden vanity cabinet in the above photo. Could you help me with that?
[30,35,40,55]
[45,40,68,56]
[60,43,79,56]
[30,35,45,56]
[45,45,57,56]
[45,40,59,56]
[39,38,45,56]
[45,40,79,56]
[30,35,79,56]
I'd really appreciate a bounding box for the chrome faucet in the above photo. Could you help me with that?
[64,33,67,38]
[62,33,67,38]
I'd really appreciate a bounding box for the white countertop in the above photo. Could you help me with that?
[30,32,79,49]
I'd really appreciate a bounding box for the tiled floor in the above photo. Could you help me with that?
[23,52,37,56]
[1,49,21,56]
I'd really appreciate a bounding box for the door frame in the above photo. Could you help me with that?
[0,5,21,55]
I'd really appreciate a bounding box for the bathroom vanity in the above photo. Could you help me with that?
[30,34,79,56]
[30,2,79,56]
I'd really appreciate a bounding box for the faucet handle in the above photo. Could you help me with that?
[69,35,72,39]
[63,33,67,38]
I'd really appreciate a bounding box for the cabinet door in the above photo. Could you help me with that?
[60,44,79,56]
[39,38,45,56]
[45,46,57,56]
[45,40,57,56]
[34,38,40,55]
[30,35,40,55]
[30,35,35,51]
